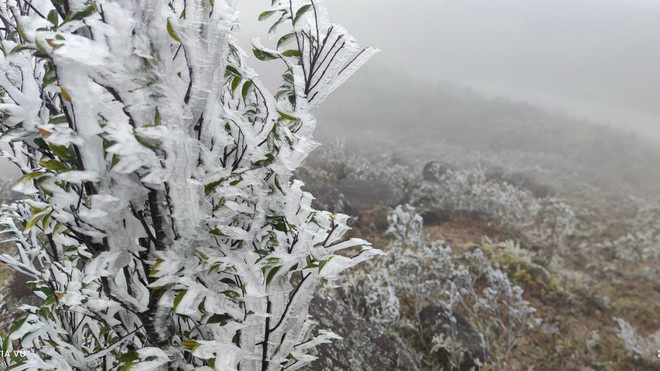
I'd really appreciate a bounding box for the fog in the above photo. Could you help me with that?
[237,0,660,139]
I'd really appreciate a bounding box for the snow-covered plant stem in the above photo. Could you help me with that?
[0,0,378,369]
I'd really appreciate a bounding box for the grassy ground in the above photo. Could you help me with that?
[351,210,659,370]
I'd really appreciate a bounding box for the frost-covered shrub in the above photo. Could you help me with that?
[410,167,541,230]
[302,141,420,203]
[0,0,379,369]
[614,317,660,365]
[531,197,576,263]
[335,205,540,369]
[535,198,575,247]
[410,166,576,247]
[335,268,400,327]
[585,201,660,278]
[604,204,660,261]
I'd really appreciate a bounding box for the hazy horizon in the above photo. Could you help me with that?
[237,0,660,140]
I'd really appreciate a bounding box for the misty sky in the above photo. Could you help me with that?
[237,0,660,138]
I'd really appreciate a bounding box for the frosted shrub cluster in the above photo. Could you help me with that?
[335,205,540,368]
[532,197,576,263]
[411,167,540,230]
[0,0,378,369]
[303,141,418,198]
[613,317,660,365]
[297,138,362,184]
[594,204,660,263]
[304,144,576,250]
[412,167,575,242]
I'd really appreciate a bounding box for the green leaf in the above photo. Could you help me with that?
[210,228,226,237]
[293,4,312,25]
[254,153,275,167]
[225,65,241,77]
[274,175,285,194]
[69,4,97,21]
[47,10,59,26]
[304,261,319,269]
[207,314,230,325]
[277,110,299,121]
[110,154,120,169]
[9,317,27,336]
[117,350,139,363]
[204,180,222,195]
[133,129,162,150]
[1,333,9,356]
[167,18,181,43]
[154,108,161,126]
[9,44,35,55]
[43,68,57,86]
[252,48,278,61]
[60,87,72,101]
[268,15,286,36]
[318,256,333,272]
[149,260,163,277]
[266,266,282,285]
[231,76,241,92]
[222,290,240,299]
[15,172,47,184]
[228,44,241,65]
[173,290,188,311]
[182,339,200,352]
[241,80,253,100]
[39,159,68,172]
[282,49,301,57]
[34,138,49,151]
[258,10,276,21]
[277,33,296,49]
[49,144,75,162]
[25,211,46,233]
[267,216,287,232]
[220,278,237,287]
[49,114,68,125]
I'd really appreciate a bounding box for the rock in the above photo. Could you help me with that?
[334,179,403,215]
[308,296,419,370]
[420,209,452,226]
[423,161,456,182]
[418,305,489,370]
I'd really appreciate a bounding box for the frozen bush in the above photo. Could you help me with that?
[334,205,540,369]
[614,317,660,365]
[0,0,378,369]
[410,167,542,230]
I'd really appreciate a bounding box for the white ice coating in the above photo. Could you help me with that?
[0,0,377,369]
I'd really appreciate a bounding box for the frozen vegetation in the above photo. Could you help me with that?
[0,1,659,370]
[0,0,378,369]
[295,127,660,368]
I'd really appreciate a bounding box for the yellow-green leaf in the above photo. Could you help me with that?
[167,18,181,43]
[173,290,187,311]
[60,88,71,101]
